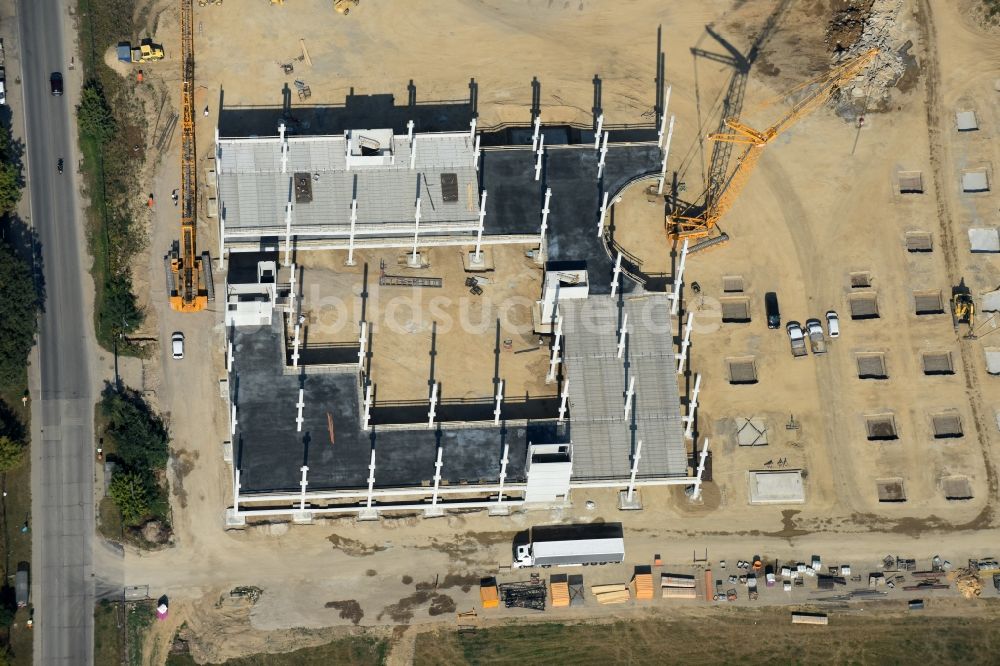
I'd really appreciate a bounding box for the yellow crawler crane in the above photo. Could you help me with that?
[669,48,879,242]
[169,0,208,312]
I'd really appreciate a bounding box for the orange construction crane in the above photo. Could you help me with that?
[669,48,879,243]
[168,0,208,312]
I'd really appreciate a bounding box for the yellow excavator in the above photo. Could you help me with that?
[669,48,879,247]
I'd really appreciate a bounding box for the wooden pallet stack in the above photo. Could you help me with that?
[550,574,570,608]
[631,566,654,601]
[591,583,630,605]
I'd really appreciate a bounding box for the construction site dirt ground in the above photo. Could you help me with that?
[85,0,1000,663]
[294,244,551,403]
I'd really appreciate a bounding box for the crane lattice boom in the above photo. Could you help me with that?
[670,48,879,241]
[169,0,207,312]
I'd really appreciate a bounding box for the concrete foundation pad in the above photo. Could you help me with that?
[224,508,246,528]
[423,506,446,518]
[465,249,494,271]
[748,470,805,504]
[406,252,423,268]
[292,511,314,524]
[488,504,511,516]
[617,489,643,510]
[357,508,379,521]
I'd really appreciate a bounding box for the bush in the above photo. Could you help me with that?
[77,80,116,145]
[0,240,39,386]
[100,386,168,471]
[0,436,25,472]
[100,273,142,337]
[107,470,152,527]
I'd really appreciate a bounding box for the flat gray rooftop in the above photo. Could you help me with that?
[218,132,480,233]
[561,293,688,480]
[480,144,661,294]
[232,320,568,494]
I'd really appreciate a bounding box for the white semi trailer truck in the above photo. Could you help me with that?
[512,523,625,568]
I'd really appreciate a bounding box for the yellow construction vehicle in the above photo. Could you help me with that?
[138,38,164,61]
[953,290,976,339]
[669,48,879,245]
[168,0,209,312]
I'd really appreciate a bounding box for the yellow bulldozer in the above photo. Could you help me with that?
[952,286,976,339]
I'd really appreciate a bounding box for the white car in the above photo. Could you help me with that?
[826,310,840,338]
[171,332,185,359]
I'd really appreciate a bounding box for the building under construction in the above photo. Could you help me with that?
[212,92,708,525]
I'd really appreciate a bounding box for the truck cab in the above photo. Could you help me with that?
[514,544,532,567]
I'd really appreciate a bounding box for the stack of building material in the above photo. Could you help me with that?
[662,571,698,600]
[591,583,630,604]
[479,577,499,609]
[631,566,654,601]
[550,574,570,608]
[568,575,585,606]
[791,612,828,626]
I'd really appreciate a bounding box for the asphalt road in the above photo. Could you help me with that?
[18,1,96,663]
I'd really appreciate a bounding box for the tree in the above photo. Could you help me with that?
[101,386,169,471]
[0,436,25,472]
[108,470,151,526]
[100,273,143,336]
[76,81,116,144]
[0,161,21,215]
[0,240,39,386]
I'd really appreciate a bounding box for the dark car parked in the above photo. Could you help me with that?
[50,72,63,96]
[764,291,780,329]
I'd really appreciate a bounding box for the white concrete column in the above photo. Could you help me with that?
[227,341,233,373]
[298,465,309,510]
[691,437,710,501]
[657,85,672,148]
[279,122,288,173]
[470,117,477,140]
[291,323,301,368]
[611,251,623,297]
[594,113,604,149]
[346,199,358,266]
[684,373,702,439]
[430,445,443,510]
[362,383,373,431]
[531,114,541,151]
[540,187,552,241]
[617,313,629,360]
[288,262,297,314]
[473,135,481,170]
[407,119,414,143]
[296,388,305,432]
[493,379,504,425]
[233,468,241,515]
[624,375,636,419]
[215,127,221,160]
[410,135,418,170]
[547,314,563,382]
[496,442,510,505]
[474,190,488,263]
[357,321,368,369]
[597,191,609,237]
[597,131,609,179]
[230,404,237,436]
[410,197,422,266]
[677,312,694,374]
[534,134,545,182]
[671,238,689,316]
[427,382,439,428]
[657,114,676,195]
[626,439,643,502]
[365,449,377,509]
[558,378,570,422]
[283,202,293,266]
[218,216,226,271]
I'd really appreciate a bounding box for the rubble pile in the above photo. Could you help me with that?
[832,0,909,102]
